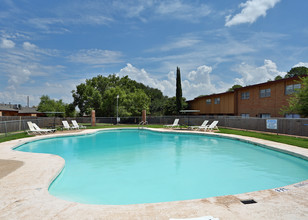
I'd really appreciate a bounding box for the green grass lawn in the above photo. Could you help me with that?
[0,132,34,143]
[218,128,308,149]
[0,125,307,149]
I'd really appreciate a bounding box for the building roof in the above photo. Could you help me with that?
[0,104,19,112]
[0,104,41,114]
[187,91,234,102]
[233,76,304,91]
[187,76,306,102]
[18,107,40,114]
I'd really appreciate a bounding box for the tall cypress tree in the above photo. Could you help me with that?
[176,66,182,114]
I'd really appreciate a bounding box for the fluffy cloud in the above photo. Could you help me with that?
[234,59,286,86]
[23,42,37,50]
[0,38,15,48]
[293,62,308,68]
[225,0,281,27]
[118,63,175,96]
[117,63,221,100]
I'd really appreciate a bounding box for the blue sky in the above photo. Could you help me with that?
[0,0,307,106]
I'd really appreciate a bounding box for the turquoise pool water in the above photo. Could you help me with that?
[15,129,308,205]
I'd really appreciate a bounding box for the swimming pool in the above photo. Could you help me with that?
[15,129,308,205]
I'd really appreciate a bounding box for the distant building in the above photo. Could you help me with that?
[187,76,305,118]
[0,104,43,117]
[0,104,19,116]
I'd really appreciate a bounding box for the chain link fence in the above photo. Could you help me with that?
[0,117,90,137]
[0,116,307,138]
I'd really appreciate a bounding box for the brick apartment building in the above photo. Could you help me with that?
[187,76,304,118]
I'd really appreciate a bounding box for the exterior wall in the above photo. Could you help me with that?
[236,78,299,117]
[18,113,38,117]
[1,111,19,116]
[188,92,235,115]
[188,76,304,118]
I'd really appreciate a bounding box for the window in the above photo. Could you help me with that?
[285,84,301,95]
[260,88,271,98]
[241,113,249,118]
[241,92,250,100]
[260,114,271,119]
[214,98,220,104]
[285,114,300,118]
[206,99,211,104]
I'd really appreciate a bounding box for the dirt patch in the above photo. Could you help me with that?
[0,159,24,179]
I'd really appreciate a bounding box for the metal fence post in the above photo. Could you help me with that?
[4,121,7,137]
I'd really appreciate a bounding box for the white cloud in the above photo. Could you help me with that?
[68,49,123,66]
[117,63,222,100]
[183,65,220,99]
[225,0,281,27]
[234,59,286,86]
[187,65,212,82]
[293,62,308,68]
[0,38,15,48]
[23,42,37,50]
[118,63,174,96]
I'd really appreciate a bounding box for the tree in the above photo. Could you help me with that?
[65,103,76,117]
[284,66,308,78]
[72,74,154,117]
[37,95,73,117]
[164,96,188,115]
[176,67,183,113]
[227,84,243,92]
[281,77,308,117]
[274,75,283,80]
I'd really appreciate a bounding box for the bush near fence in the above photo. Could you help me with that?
[0,116,307,137]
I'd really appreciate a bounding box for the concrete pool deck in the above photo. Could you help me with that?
[0,128,307,220]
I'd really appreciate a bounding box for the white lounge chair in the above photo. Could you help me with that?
[164,119,180,129]
[188,120,209,130]
[27,121,55,135]
[204,120,219,132]
[62,120,72,130]
[71,120,86,129]
[27,121,40,135]
[32,123,56,134]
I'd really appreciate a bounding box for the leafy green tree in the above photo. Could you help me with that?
[227,84,243,92]
[164,96,188,115]
[274,75,283,80]
[281,77,308,117]
[72,74,154,117]
[176,67,183,113]
[65,103,76,117]
[37,95,70,116]
[284,66,308,78]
